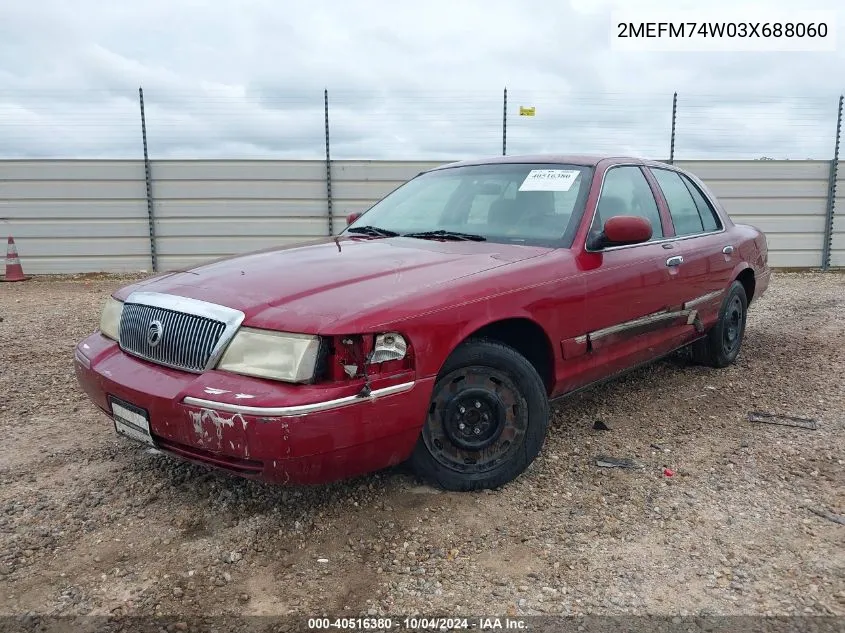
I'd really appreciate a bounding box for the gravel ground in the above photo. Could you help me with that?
[0,271,843,622]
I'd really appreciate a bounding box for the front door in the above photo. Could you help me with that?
[573,164,690,387]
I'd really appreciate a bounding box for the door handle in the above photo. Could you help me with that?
[666,255,684,267]
[722,245,734,255]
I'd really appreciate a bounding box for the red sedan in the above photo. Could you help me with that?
[74,155,770,491]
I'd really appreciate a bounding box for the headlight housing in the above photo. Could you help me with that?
[217,328,321,383]
[371,333,407,363]
[99,297,124,341]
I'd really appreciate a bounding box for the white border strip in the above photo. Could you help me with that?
[182,381,415,417]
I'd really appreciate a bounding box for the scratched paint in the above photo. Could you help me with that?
[187,408,247,445]
[204,387,229,395]
[234,393,255,399]
[187,409,210,443]
[281,420,292,456]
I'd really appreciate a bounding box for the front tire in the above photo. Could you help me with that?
[691,280,748,368]
[409,338,549,491]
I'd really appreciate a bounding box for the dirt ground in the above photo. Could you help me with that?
[1,271,843,623]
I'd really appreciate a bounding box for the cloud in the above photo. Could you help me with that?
[0,0,842,160]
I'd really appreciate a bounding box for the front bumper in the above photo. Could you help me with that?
[73,332,434,485]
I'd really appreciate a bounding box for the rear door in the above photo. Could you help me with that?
[647,166,735,333]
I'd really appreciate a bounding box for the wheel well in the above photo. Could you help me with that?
[736,268,756,303]
[466,318,555,395]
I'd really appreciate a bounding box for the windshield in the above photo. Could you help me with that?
[342,163,594,247]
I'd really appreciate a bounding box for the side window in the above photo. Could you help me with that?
[594,166,663,239]
[679,173,722,232]
[650,168,704,236]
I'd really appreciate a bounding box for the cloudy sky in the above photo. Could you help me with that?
[0,0,843,160]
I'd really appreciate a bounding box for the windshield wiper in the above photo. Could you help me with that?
[402,230,487,242]
[346,225,400,238]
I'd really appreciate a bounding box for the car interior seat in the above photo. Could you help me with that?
[488,198,518,229]
[515,191,555,219]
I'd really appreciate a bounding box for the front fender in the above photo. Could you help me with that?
[442,310,547,368]
[403,303,552,381]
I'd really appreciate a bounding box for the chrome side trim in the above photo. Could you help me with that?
[589,228,728,253]
[182,381,416,417]
[589,309,683,341]
[683,289,724,310]
[122,291,245,372]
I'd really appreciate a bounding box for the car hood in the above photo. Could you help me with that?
[115,237,551,332]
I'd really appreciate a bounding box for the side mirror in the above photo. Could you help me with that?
[346,212,362,226]
[587,215,652,250]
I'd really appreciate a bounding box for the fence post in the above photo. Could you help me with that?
[668,91,678,164]
[822,94,843,270]
[324,89,334,237]
[138,87,157,272]
[502,87,507,156]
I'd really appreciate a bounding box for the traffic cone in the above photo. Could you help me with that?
[1,236,30,282]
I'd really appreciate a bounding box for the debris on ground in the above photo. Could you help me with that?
[592,420,611,431]
[806,506,845,526]
[595,456,644,469]
[748,410,818,430]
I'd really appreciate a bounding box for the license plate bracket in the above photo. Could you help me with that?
[108,396,156,447]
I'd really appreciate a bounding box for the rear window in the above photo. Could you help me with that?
[679,173,722,232]
[650,168,705,236]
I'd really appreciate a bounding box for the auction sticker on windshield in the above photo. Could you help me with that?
[518,169,581,191]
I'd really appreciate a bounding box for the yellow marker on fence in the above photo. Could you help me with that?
[519,106,536,116]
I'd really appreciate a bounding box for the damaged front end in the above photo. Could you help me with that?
[74,291,431,485]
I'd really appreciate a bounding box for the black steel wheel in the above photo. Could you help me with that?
[721,294,744,357]
[410,338,549,491]
[691,280,749,368]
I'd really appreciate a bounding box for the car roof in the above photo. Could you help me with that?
[426,154,651,171]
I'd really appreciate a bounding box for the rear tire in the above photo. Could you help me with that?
[691,280,748,368]
[409,338,549,491]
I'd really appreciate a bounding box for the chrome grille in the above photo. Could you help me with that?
[119,303,227,373]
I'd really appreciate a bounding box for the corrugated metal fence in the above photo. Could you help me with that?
[0,159,842,273]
